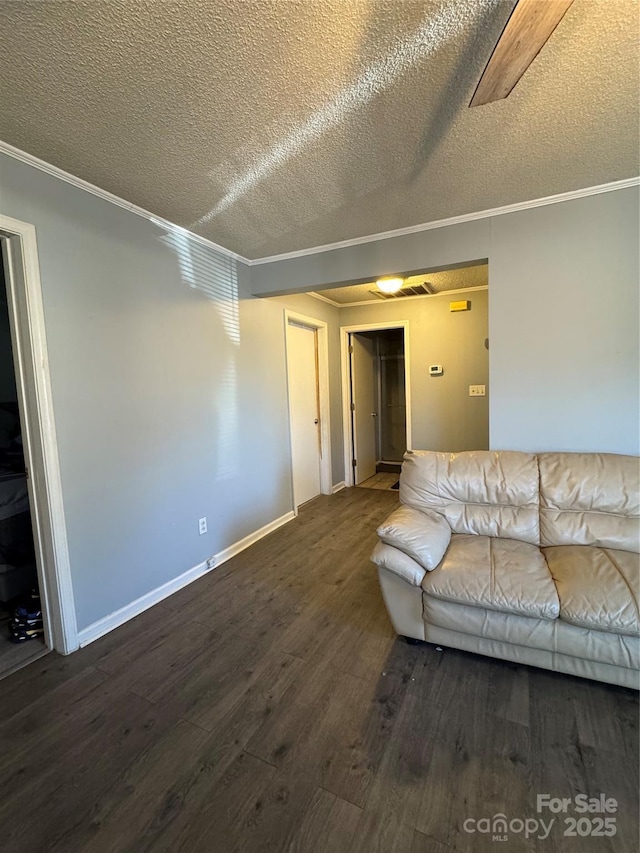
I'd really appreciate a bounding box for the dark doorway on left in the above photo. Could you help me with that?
[0,259,45,678]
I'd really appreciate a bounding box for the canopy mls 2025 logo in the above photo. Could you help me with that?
[463,793,618,842]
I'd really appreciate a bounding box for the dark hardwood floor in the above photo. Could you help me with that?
[0,487,637,852]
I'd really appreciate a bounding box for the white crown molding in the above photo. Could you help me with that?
[249,176,640,266]
[308,284,488,309]
[306,291,342,307]
[2,140,637,270]
[0,139,251,265]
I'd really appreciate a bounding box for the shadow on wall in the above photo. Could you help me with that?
[407,1,512,182]
[157,227,240,483]
[189,2,495,257]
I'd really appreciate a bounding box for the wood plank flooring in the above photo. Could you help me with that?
[357,473,399,490]
[0,633,47,679]
[0,487,637,852]
[0,600,49,680]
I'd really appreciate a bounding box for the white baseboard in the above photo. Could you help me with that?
[332,481,346,493]
[77,559,210,647]
[214,510,296,565]
[77,509,296,647]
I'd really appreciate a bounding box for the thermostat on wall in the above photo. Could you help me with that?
[429,365,444,376]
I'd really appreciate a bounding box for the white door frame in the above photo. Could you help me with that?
[340,321,412,488]
[284,310,332,512]
[0,215,78,654]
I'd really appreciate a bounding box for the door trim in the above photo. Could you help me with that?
[340,321,412,488]
[284,310,332,512]
[0,215,78,654]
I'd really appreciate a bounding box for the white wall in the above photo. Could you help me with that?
[250,187,640,456]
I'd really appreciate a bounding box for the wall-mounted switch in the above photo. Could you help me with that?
[469,385,486,397]
[199,517,207,535]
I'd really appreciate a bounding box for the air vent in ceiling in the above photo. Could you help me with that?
[370,282,435,300]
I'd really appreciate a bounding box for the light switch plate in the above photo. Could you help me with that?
[469,385,486,396]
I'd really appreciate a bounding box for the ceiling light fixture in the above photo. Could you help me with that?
[376,277,404,294]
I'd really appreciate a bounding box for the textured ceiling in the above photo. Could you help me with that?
[0,0,638,260]
[314,263,488,304]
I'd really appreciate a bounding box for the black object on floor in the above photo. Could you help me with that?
[8,588,43,643]
[391,481,400,490]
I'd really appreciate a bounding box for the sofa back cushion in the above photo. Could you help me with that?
[400,450,540,545]
[539,453,640,553]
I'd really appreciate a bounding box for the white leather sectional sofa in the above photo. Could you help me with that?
[371,450,639,689]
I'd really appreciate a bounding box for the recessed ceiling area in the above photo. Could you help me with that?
[0,1,638,260]
[311,262,488,306]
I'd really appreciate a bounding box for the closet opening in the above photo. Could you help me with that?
[0,255,46,677]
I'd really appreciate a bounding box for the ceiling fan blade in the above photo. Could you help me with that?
[470,0,575,107]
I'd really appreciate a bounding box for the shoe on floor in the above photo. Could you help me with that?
[8,622,44,643]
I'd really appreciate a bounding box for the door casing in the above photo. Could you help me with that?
[350,334,377,485]
[0,215,78,655]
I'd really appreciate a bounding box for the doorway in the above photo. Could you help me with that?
[285,310,332,511]
[0,259,45,676]
[0,215,77,670]
[341,322,411,488]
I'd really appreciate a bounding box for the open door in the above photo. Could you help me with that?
[350,334,377,485]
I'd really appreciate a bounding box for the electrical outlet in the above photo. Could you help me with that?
[469,385,486,397]
[198,517,207,535]
[206,556,216,569]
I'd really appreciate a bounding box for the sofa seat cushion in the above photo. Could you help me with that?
[422,534,560,620]
[543,546,640,637]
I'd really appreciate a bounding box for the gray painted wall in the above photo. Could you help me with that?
[251,219,490,296]
[251,187,639,456]
[0,152,305,630]
[340,290,489,452]
[489,196,639,453]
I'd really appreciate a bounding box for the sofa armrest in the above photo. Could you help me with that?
[371,541,426,586]
[375,564,426,640]
[377,505,451,571]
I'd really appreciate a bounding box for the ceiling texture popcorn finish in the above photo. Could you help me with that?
[0,0,638,260]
